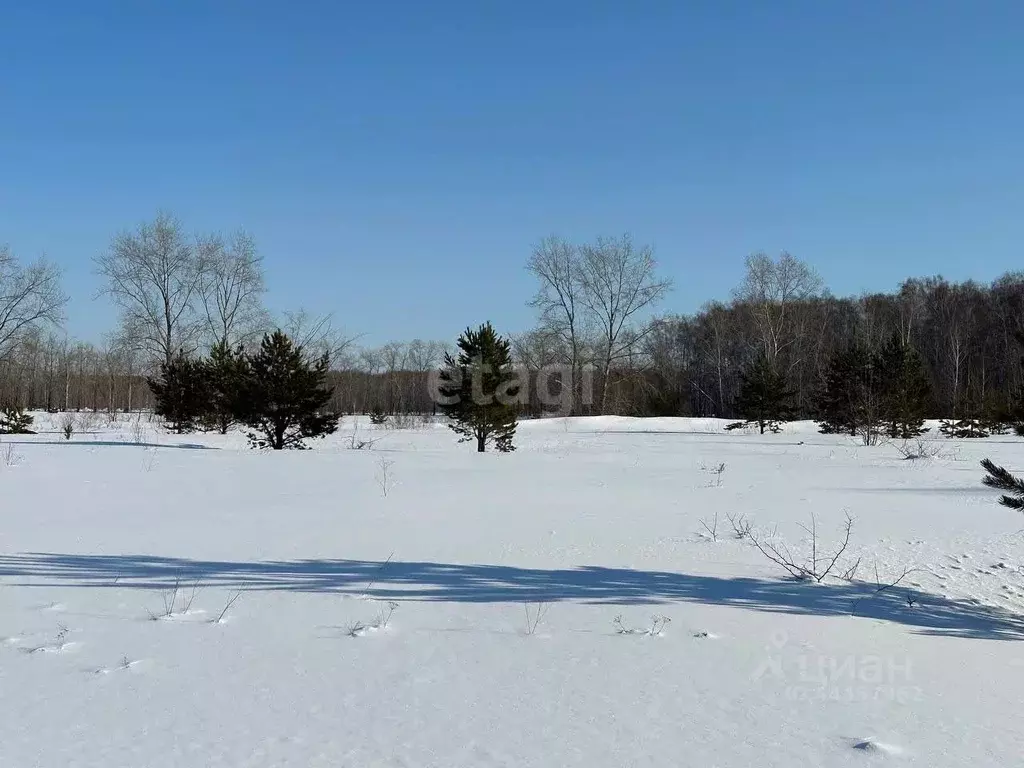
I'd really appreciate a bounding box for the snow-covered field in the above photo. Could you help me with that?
[2,414,1023,767]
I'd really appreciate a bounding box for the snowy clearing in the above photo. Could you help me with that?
[2,415,1023,767]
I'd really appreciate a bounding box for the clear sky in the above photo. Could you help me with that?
[2,1,1022,346]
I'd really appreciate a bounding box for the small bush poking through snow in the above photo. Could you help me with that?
[147,578,201,620]
[60,412,75,441]
[346,601,399,637]
[129,416,146,445]
[726,512,753,540]
[746,512,856,582]
[613,615,671,637]
[893,438,948,461]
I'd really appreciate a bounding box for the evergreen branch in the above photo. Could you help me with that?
[981,458,1024,510]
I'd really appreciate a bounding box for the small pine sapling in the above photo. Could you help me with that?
[436,322,520,452]
[731,355,795,434]
[368,406,388,426]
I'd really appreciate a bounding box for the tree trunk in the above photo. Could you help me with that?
[477,433,486,452]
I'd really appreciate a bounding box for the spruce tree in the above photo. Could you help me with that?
[437,322,520,452]
[238,331,340,450]
[0,406,34,434]
[369,405,388,426]
[731,355,795,434]
[203,340,248,434]
[940,416,989,438]
[147,351,211,433]
[815,343,873,436]
[877,334,931,439]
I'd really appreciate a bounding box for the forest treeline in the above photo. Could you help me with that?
[0,215,1021,424]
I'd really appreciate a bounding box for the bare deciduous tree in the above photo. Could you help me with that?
[95,213,207,367]
[197,230,270,349]
[280,308,360,368]
[0,246,67,362]
[733,251,823,365]
[527,235,591,414]
[578,234,672,413]
[527,233,671,414]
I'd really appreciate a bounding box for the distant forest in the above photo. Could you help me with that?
[0,216,1020,423]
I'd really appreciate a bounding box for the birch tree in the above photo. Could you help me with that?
[95,213,207,367]
[198,230,270,349]
[733,251,823,365]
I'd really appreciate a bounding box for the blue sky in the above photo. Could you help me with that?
[2,1,1022,346]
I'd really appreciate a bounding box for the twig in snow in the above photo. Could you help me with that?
[344,601,400,638]
[850,562,919,616]
[212,590,243,624]
[698,512,719,542]
[360,552,395,599]
[700,461,726,487]
[375,600,399,630]
[376,456,395,497]
[726,512,753,540]
[147,576,201,619]
[523,602,550,635]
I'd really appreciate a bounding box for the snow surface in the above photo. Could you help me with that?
[2,414,1024,767]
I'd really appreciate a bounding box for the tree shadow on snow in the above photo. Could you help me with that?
[3,440,215,450]
[830,486,995,497]
[1,553,1022,640]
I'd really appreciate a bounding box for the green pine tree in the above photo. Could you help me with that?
[437,322,520,452]
[815,343,874,436]
[0,405,34,435]
[203,340,248,434]
[147,351,211,433]
[731,355,795,434]
[238,331,340,450]
[369,404,388,425]
[877,334,931,439]
[940,417,989,438]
